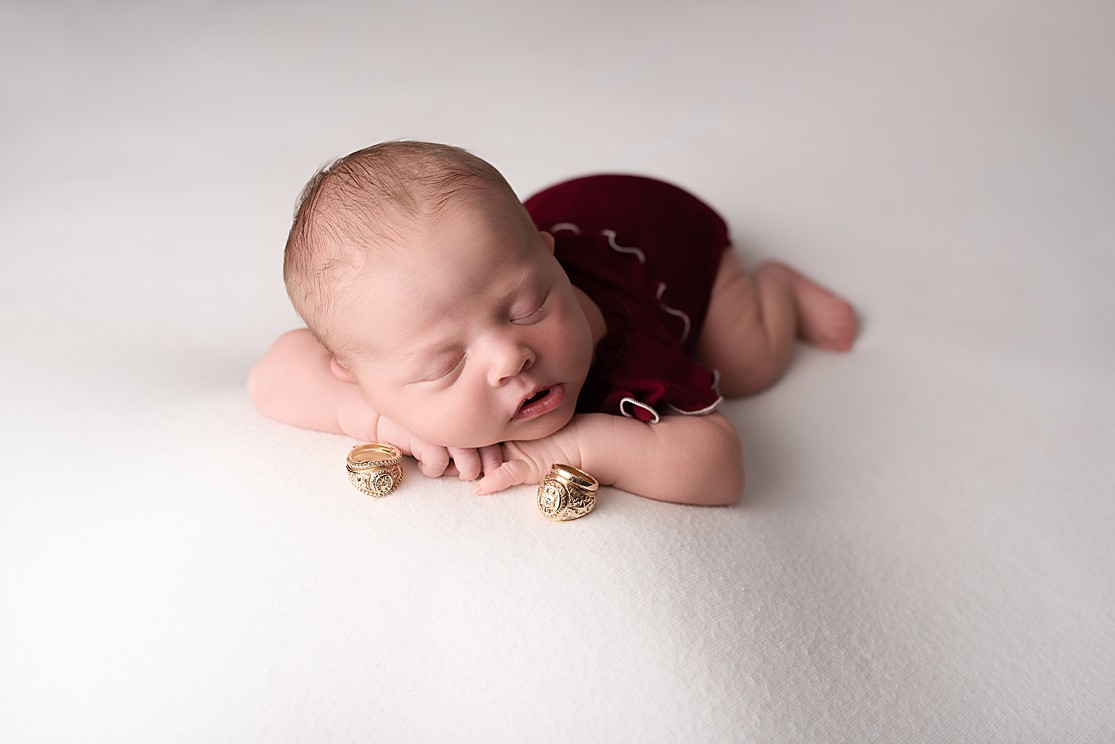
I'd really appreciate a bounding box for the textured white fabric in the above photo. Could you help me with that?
[3,1,1114,741]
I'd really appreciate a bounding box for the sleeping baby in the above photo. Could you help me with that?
[248,140,857,505]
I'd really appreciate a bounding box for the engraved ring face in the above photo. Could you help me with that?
[538,481,568,518]
[348,466,402,497]
[537,463,597,521]
[369,469,400,495]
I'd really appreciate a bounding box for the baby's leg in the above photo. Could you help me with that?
[697,251,857,397]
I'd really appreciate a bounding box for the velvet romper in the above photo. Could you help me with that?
[524,174,730,423]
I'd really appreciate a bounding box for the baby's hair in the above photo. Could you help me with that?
[283,140,519,362]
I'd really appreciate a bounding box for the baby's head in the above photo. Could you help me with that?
[284,141,595,448]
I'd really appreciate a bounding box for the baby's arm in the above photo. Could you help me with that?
[248,329,501,479]
[248,329,378,440]
[475,413,744,506]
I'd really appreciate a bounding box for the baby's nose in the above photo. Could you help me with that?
[490,342,535,386]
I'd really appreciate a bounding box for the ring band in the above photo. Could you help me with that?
[537,463,598,521]
[346,443,403,497]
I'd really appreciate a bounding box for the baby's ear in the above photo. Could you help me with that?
[330,357,357,383]
[540,230,555,253]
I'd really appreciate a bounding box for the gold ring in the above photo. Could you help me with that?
[346,443,403,497]
[537,463,598,521]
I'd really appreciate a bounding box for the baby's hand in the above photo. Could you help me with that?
[413,440,504,481]
[473,423,586,495]
[377,416,502,480]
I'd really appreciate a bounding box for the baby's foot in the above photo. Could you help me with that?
[777,263,858,351]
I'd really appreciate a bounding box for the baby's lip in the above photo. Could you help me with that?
[512,383,565,422]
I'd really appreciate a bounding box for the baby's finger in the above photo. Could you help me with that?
[472,460,532,496]
[449,447,482,481]
[414,444,450,478]
[478,445,503,476]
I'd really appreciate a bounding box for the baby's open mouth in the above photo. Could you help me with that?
[524,389,549,405]
[513,384,565,421]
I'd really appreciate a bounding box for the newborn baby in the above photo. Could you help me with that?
[249,141,857,505]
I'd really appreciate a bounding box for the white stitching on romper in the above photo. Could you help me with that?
[601,229,646,264]
[602,229,693,344]
[655,282,692,344]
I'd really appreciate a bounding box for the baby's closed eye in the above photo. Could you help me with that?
[511,291,549,324]
[412,352,466,383]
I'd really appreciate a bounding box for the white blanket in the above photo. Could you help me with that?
[3,1,1113,741]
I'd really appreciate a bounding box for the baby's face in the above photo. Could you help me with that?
[335,194,595,448]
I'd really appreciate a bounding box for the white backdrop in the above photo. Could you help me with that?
[3,1,1114,741]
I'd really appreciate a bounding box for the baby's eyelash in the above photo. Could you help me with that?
[513,292,549,322]
[419,354,465,383]
[437,355,466,379]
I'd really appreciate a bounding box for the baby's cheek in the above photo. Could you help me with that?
[413,398,496,449]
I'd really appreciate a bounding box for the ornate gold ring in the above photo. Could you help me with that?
[346,442,403,497]
[537,464,598,521]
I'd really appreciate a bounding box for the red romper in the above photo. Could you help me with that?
[524,175,730,423]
